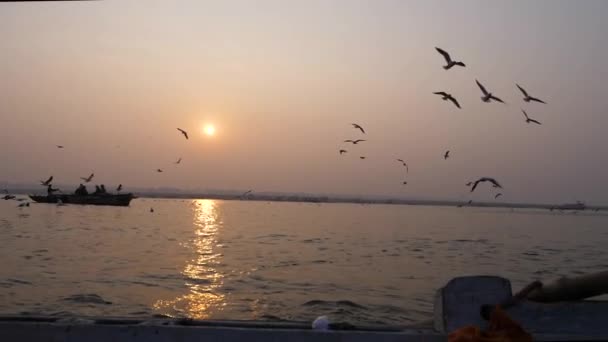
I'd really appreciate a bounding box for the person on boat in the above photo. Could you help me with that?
[100,184,107,194]
[47,184,60,196]
[93,185,101,195]
[75,184,88,196]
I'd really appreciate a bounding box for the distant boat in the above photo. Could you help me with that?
[29,194,134,207]
[556,201,586,211]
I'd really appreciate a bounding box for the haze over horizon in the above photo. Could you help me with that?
[2,1,608,204]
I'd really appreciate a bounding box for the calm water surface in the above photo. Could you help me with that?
[1,198,607,326]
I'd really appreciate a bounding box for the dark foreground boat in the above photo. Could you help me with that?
[29,193,134,207]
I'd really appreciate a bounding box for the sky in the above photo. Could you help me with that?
[1,0,608,204]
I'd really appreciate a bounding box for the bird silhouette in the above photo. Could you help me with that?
[56,145,64,149]
[351,123,366,134]
[339,149,347,155]
[471,177,502,192]
[476,80,505,103]
[344,139,366,144]
[433,92,461,109]
[116,184,122,192]
[177,128,189,140]
[156,169,163,173]
[40,176,53,186]
[444,150,450,160]
[522,109,541,125]
[495,193,503,199]
[175,157,182,164]
[80,173,94,183]
[516,84,546,104]
[435,47,466,70]
[397,159,409,173]
[359,156,366,160]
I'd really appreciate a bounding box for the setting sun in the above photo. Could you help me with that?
[203,124,216,136]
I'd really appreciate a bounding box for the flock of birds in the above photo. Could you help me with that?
[3,46,554,208]
[337,47,549,203]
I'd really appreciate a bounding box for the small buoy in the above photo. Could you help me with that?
[312,315,329,331]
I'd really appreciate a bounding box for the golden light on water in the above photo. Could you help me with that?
[153,199,225,318]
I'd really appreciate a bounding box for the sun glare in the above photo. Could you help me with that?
[203,124,216,136]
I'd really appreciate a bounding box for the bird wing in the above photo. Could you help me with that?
[516,84,529,97]
[352,124,365,134]
[529,96,546,104]
[470,180,480,192]
[476,80,488,95]
[448,96,461,108]
[488,178,502,188]
[489,95,505,103]
[433,91,448,96]
[405,164,409,173]
[435,47,452,63]
[522,109,529,120]
[344,140,353,143]
[529,119,542,125]
[354,139,366,143]
[495,193,503,198]
[397,159,404,163]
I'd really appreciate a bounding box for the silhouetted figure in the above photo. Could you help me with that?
[444,150,450,160]
[433,92,461,109]
[344,139,366,144]
[177,128,189,139]
[435,47,466,70]
[116,184,122,193]
[470,177,502,192]
[522,109,541,125]
[351,123,366,134]
[75,184,88,196]
[516,84,546,104]
[47,184,59,196]
[40,176,53,186]
[93,185,101,195]
[476,80,505,103]
[100,184,107,194]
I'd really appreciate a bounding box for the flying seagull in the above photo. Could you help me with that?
[40,176,53,186]
[516,84,546,104]
[344,139,366,144]
[397,159,409,173]
[351,123,366,134]
[435,47,466,70]
[116,184,122,192]
[156,169,163,173]
[56,145,64,149]
[433,92,461,109]
[359,156,366,160]
[470,177,502,192]
[175,157,182,164]
[177,128,189,140]
[80,173,94,183]
[444,150,450,160]
[495,193,503,199]
[339,149,347,155]
[476,80,505,103]
[522,109,541,125]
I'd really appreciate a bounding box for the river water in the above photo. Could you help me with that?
[0,198,606,326]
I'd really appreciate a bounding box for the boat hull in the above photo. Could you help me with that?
[29,194,134,207]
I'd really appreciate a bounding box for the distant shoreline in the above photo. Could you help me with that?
[6,187,606,211]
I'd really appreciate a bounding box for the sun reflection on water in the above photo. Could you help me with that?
[153,199,225,318]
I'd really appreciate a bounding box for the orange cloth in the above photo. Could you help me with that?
[448,306,533,342]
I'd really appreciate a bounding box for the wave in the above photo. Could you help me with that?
[62,294,112,305]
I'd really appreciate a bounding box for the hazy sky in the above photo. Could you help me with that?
[1,0,608,203]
